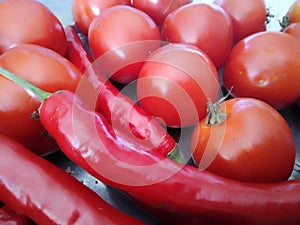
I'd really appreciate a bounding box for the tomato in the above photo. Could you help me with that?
[213,0,266,43]
[0,44,81,155]
[284,22,300,41]
[0,0,67,56]
[161,3,233,69]
[222,31,300,110]
[132,0,192,28]
[72,0,131,36]
[287,0,300,23]
[136,43,219,128]
[190,97,296,183]
[88,5,161,84]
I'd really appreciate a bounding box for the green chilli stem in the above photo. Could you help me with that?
[0,67,51,103]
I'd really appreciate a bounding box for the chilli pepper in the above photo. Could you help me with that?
[0,205,34,225]
[1,68,300,225]
[65,25,176,156]
[0,133,144,225]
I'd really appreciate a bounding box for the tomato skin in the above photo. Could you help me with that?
[132,0,192,28]
[0,44,81,155]
[0,0,67,56]
[72,0,131,36]
[287,0,300,23]
[213,0,266,43]
[161,3,233,69]
[190,98,296,183]
[88,5,161,84]
[222,31,300,110]
[284,22,300,41]
[137,43,219,128]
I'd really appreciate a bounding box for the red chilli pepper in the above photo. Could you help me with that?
[2,68,300,225]
[0,133,144,225]
[65,25,176,156]
[0,205,34,225]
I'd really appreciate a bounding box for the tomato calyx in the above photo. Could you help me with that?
[205,88,233,126]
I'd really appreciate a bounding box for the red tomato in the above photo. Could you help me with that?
[190,97,296,183]
[88,5,161,84]
[72,0,131,36]
[0,44,81,155]
[213,0,266,43]
[161,3,233,69]
[0,0,67,56]
[222,31,300,110]
[137,43,219,128]
[132,0,192,28]
[287,0,300,23]
[284,22,300,41]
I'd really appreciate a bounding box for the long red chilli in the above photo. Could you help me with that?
[39,90,300,225]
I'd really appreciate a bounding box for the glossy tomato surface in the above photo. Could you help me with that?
[0,0,67,56]
[88,5,161,84]
[213,0,266,43]
[0,44,81,155]
[222,31,300,110]
[190,97,296,183]
[284,22,300,41]
[287,0,300,23]
[72,0,131,36]
[161,3,233,69]
[137,43,219,128]
[132,0,192,28]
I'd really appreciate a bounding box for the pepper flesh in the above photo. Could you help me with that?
[0,134,144,225]
[39,90,300,225]
[65,25,176,156]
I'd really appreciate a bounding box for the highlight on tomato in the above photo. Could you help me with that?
[213,0,266,43]
[0,44,81,156]
[0,0,67,56]
[88,5,161,84]
[161,3,233,69]
[222,31,300,110]
[132,0,192,28]
[190,97,296,183]
[136,43,220,128]
[72,0,131,36]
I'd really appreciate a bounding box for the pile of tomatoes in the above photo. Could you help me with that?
[0,0,299,207]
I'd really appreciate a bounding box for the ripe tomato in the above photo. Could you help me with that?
[72,0,131,36]
[213,0,266,43]
[222,31,300,110]
[161,3,233,69]
[287,0,300,23]
[137,43,219,128]
[0,0,67,56]
[190,97,296,183]
[88,5,161,84]
[284,22,300,41]
[132,0,192,28]
[0,44,81,155]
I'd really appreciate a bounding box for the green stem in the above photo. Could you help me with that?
[167,144,185,164]
[0,67,51,103]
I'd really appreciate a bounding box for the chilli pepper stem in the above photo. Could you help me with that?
[0,67,51,103]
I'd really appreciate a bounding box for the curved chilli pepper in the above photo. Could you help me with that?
[36,90,300,225]
[65,25,176,156]
[0,134,144,225]
[2,68,300,225]
[0,205,33,225]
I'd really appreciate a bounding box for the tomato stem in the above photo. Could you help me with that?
[0,67,51,103]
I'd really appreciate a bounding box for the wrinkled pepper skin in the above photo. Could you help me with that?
[0,134,144,225]
[40,90,300,225]
[65,25,176,156]
[0,205,34,225]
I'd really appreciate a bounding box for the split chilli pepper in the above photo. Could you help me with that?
[65,25,176,156]
[1,67,300,225]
